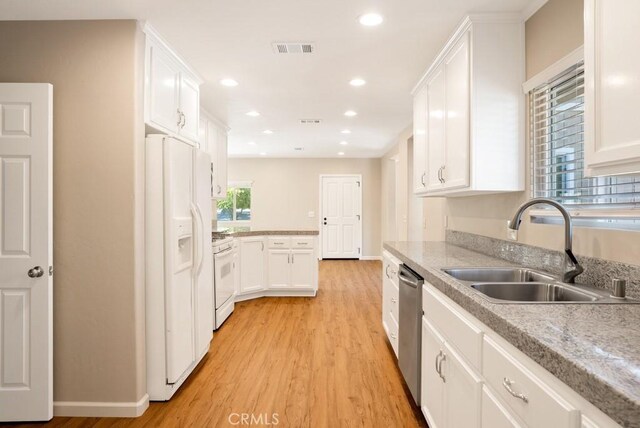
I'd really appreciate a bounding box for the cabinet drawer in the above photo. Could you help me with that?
[483,336,580,428]
[383,277,399,324]
[268,237,291,248]
[423,286,483,370]
[291,237,314,248]
[387,315,399,357]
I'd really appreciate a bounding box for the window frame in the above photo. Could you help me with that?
[217,181,252,224]
[523,47,640,227]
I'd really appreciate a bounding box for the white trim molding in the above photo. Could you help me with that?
[521,0,549,22]
[54,394,149,418]
[522,46,584,93]
[360,256,382,261]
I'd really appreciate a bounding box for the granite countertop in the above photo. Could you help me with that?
[213,228,319,241]
[384,241,640,428]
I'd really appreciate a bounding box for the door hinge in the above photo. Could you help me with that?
[49,266,54,276]
[358,247,361,254]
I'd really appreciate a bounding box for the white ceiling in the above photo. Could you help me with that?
[1,0,533,157]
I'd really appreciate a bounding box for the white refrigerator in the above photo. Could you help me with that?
[145,134,213,401]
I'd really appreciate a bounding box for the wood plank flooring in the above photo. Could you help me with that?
[11,260,427,428]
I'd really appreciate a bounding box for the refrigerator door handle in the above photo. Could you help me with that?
[190,203,201,275]
[194,203,205,276]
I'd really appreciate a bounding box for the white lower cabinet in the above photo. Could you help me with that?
[421,285,621,428]
[421,317,482,428]
[239,237,265,294]
[238,235,318,299]
[382,251,401,357]
[290,249,315,288]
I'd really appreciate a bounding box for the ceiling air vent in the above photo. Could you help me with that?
[273,42,315,54]
[299,119,322,124]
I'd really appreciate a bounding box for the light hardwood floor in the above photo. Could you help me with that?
[13,260,427,428]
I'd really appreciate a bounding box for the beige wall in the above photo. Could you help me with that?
[227,158,382,257]
[426,0,640,265]
[0,21,146,404]
[381,126,411,242]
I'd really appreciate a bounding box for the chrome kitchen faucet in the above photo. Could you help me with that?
[507,198,584,283]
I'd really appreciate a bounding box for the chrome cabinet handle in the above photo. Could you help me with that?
[261,242,264,251]
[435,352,441,376]
[502,377,528,403]
[385,265,391,278]
[292,253,295,263]
[216,185,222,195]
[390,332,397,339]
[441,165,446,183]
[390,297,397,303]
[421,172,426,187]
[437,351,446,382]
[287,254,290,263]
[28,266,44,278]
[176,109,184,127]
[437,167,442,183]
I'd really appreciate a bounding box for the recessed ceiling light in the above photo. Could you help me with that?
[344,110,357,117]
[340,141,348,145]
[341,129,351,134]
[246,110,260,117]
[259,152,267,156]
[350,78,366,87]
[263,129,273,134]
[359,13,384,26]
[338,152,345,156]
[248,141,257,145]
[219,78,238,87]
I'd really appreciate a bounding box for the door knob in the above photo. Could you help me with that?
[28,266,45,278]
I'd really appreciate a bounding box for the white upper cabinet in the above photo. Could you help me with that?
[584,0,640,176]
[144,25,202,144]
[412,15,524,197]
[200,110,228,199]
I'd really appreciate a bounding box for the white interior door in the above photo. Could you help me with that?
[321,176,361,259]
[0,83,53,422]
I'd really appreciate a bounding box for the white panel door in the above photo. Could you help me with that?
[585,0,640,176]
[443,31,470,190]
[425,66,446,192]
[321,176,361,259]
[290,250,315,288]
[179,74,200,143]
[0,83,52,422]
[164,137,195,384]
[148,44,180,134]
[268,250,290,289]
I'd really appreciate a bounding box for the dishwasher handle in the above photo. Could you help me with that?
[398,265,423,289]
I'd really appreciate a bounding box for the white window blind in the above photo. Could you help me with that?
[530,61,640,210]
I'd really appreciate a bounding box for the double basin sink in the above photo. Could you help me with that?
[443,267,635,304]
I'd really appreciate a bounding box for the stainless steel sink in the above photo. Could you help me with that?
[470,282,598,302]
[442,267,637,304]
[443,267,555,283]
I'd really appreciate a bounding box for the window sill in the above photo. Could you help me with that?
[529,209,640,230]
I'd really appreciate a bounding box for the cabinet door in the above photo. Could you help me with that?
[482,386,523,428]
[441,341,482,428]
[413,84,428,193]
[216,127,228,198]
[147,43,180,134]
[421,317,446,428]
[443,31,470,190]
[585,0,640,176]
[207,120,223,198]
[179,74,200,142]
[268,250,290,289]
[240,238,265,293]
[290,249,315,289]
[425,65,446,192]
[233,248,240,295]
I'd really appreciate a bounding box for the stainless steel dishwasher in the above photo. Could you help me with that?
[398,264,424,405]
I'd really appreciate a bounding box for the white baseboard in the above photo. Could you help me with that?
[54,394,149,418]
[360,256,382,261]
[235,289,317,302]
